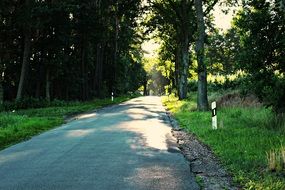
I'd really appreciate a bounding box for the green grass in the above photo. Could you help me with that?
[163,94,285,190]
[0,96,135,150]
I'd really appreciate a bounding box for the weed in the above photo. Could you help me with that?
[267,150,280,172]
[281,147,285,171]
[195,175,204,189]
[267,146,285,173]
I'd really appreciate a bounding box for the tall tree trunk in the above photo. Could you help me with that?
[35,65,43,98]
[113,1,119,93]
[175,46,180,98]
[16,0,32,100]
[81,35,88,100]
[35,79,41,98]
[45,67,51,101]
[16,26,31,100]
[36,54,44,98]
[177,0,190,100]
[195,0,209,111]
[0,68,3,104]
[95,43,104,97]
[143,75,148,96]
[0,82,3,104]
[0,57,3,104]
[178,38,189,100]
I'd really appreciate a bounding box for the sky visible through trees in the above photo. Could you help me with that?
[142,3,234,56]
[0,0,284,113]
[0,1,285,188]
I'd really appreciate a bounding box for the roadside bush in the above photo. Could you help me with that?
[246,73,285,113]
[208,77,248,92]
[0,114,26,128]
[0,98,71,111]
[213,73,285,114]
[50,99,71,107]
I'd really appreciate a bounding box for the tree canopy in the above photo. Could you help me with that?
[0,0,284,113]
[0,0,146,102]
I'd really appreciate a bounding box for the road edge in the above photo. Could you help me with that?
[164,109,239,190]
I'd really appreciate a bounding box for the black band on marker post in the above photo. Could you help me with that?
[212,108,217,117]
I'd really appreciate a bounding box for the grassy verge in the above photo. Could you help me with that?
[163,94,285,189]
[0,96,135,150]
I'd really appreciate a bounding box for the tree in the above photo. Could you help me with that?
[16,0,32,100]
[147,0,221,105]
[157,41,176,95]
[194,0,220,110]
[0,63,3,104]
[0,0,145,103]
[206,28,240,77]
[147,0,196,99]
[233,0,285,112]
[195,0,208,110]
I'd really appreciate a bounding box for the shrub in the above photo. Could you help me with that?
[245,73,285,113]
[1,98,70,112]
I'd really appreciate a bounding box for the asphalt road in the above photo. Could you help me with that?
[0,96,199,190]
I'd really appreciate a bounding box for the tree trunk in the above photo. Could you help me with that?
[195,0,209,111]
[36,56,44,98]
[35,80,41,98]
[113,1,119,93]
[176,43,189,100]
[45,67,51,101]
[95,43,104,97]
[143,76,148,96]
[176,0,190,100]
[16,0,32,100]
[178,38,189,100]
[0,81,3,104]
[0,56,3,104]
[81,37,87,100]
[175,46,180,98]
[16,24,31,100]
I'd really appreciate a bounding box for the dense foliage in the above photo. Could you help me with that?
[205,0,285,112]
[0,0,284,113]
[145,0,196,100]
[143,0,285,112]
[0,0,146,102]
[145,0,218,111]
[234,0,285,112]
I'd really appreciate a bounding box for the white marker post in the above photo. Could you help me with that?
[211,102,217,130]
[111,92,114,102]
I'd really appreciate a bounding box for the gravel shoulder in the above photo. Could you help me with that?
[166,111,239,190]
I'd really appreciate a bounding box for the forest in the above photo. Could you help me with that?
[0,0,285,188]
[0,0,284,113]
[0,0,146,105]
[144,0,285,113]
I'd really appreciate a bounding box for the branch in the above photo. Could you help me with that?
[204,0,218,15]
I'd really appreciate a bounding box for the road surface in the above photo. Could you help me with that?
[0,96,199,190]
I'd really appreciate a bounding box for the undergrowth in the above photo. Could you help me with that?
[163,93,285,189]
